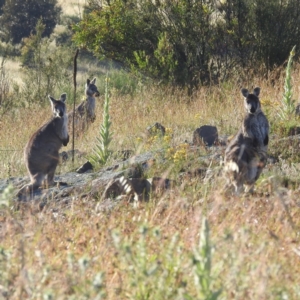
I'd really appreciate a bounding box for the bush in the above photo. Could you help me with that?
[73,0,300,87]
[20,19,74,106]
[0,0,61,44]
[73,0,217,89]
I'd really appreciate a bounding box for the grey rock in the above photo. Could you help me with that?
[0,151,157,203]
[76,161,93,173]
[193,125,218,147]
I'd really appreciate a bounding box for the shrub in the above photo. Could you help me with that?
[74,0,300,87]
[20,19,74,106]
[0,0,61,44]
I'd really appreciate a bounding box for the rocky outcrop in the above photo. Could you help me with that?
[0,151,162,205]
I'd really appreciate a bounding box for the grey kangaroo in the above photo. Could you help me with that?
[17,93,69,199]
[224,87,269,193]
[241,87,269,152]
[68,78,100,133]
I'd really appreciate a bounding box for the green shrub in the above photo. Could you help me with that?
[74,0,300,87]
[0,0,61,44]
[20,20,74,106]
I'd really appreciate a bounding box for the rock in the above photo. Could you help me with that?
[76,161,93,173]
[1,151,157,203]
[193,125,218,147]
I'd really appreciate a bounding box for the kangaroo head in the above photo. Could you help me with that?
[86,78,100,97]
[241,87,261,114]
[48,93,67,118]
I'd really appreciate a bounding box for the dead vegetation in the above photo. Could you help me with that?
[1,19,300,297]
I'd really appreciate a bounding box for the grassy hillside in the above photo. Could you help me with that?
[1,64,300,299]
[1,1,300,299]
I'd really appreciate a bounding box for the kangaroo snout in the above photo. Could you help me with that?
[250,106,256,114]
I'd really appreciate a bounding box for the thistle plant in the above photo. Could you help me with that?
[278,45,296,120]
[187,217,222,300]
[89,77,112,167]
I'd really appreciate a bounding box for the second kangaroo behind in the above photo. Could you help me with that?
[17,93,69,199]
[68,77,100,134]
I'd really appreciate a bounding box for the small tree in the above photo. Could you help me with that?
[0,0,61,44]
[20,19,73,105]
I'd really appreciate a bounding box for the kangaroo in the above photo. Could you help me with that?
[241,87,269,152]
[68,78,100,134]
[17,93,69,199]
[224,131,267,194]
[224,87,269,194]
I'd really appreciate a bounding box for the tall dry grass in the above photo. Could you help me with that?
[0,66,287,179]
[1,64,300,299]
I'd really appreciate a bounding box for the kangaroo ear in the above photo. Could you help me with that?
[253,87,260,97]
[241,88,249,98]
[60,93,67,102]
[48,95,55,103]
[91,77,96,85]
[48,95,55,109]
[86,79,90,85]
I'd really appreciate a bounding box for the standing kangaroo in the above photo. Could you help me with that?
[241,87,269,153]
[224,87,269,193]
[68,78,100,134]
[17,93,69,199]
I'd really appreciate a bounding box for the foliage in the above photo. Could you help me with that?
[74,0,300,87]
[278,46,296,120]
[111,225,186,299]
[0,184,14,207]
[253,0,300,69]
[89,77,112,167]
[2,58,300,298]
[0,0,61,44]
[0,0,4,15]
[73,0,217,88]
[0,58,12,115]
[20,19,73,105]
[188,218,222,300]
[53,15,81,47]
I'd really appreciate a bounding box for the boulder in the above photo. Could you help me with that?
[193,125,218,146]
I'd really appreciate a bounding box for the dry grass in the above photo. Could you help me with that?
[1,65,300,299]
[1,3,300,297]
